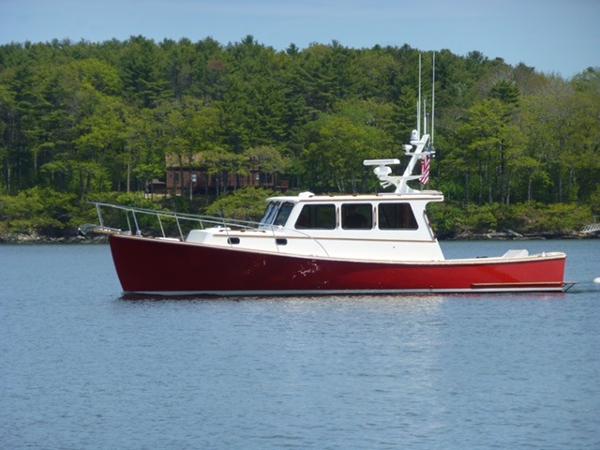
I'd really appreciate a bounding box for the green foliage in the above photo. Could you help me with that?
[463,204,498,232]
[426,203,463,238]
[0,187,77,236]
[490,79,520,107]
[244,145,290,174]
[590,185,600,216]
[427,201,592,237]
[301,103,394,192]
[0,38,598,238]
[510,202,592,234]
[204,187,275,220]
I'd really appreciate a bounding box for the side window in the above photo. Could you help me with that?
[378,203,418,229]
[273,202,295,226]
[341,203,372,230]
[295,204,336,229]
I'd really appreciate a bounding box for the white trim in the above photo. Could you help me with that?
[124,286,569,296]
[267,193,444,203]
[211,233,437,244]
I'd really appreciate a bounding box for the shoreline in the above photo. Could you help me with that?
[0,234,108,244]
[1,231,597,244]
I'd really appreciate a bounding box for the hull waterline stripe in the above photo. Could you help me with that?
[123,287,568,296]
[471,281,565,288]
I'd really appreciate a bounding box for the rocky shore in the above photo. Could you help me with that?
[0,229,597,244]
[448,230,599,240]
[0,232,107,244]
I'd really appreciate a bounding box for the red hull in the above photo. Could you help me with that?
[108,235,567,295]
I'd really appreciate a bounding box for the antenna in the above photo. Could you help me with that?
[364,50,438,195]
[423,97,427,136]
[417,53,421,138]
[431,51,435,146]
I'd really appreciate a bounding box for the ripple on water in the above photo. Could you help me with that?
[1,241,600,449]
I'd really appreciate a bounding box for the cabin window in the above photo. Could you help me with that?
[260,201,280,225]
[295,204,336,229]
[378,203,418,229]
[273,202,295,226]
[341,203,373,230]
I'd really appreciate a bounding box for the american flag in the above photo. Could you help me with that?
[419,155,430,185]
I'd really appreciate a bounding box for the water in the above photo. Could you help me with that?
[1,240,599,449]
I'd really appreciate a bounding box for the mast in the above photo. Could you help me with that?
[363,51,436,195]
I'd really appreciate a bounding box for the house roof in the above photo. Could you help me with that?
[165,153,206,168]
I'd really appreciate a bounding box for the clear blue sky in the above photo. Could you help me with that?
[1,0,598,78]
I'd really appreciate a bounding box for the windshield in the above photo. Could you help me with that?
[259,201,280,226]
[273,202,295,226]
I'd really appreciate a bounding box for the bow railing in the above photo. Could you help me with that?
[80,202,330,256]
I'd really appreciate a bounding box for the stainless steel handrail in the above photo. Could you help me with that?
[91,202,259,228]
[89,202,330,256]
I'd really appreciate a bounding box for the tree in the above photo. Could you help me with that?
[490,79,520,107]
[456,99,524,204]
[204,187,275,220]
[120,36,169,107]
[201,150,248,196]
[301,112,394,192]
[0,37,598,240]
[244,145,290,187]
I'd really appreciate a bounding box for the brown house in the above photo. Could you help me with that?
[165,153,288,196]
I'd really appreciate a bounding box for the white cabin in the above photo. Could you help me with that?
[186,119,446,262]
[186,190,445,262]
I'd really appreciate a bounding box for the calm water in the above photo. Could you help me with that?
[1,240,599,450]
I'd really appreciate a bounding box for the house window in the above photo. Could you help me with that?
[378,203,418,229]
[341,203,372,230]
[295,204,336,229]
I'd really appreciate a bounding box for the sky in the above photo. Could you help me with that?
[0,0,598,78]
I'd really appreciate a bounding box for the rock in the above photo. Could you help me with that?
[505,229,523,238]
[486,232,509,240]
[15,232,41,243]
[0,230,109,244]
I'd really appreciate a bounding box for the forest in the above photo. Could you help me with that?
[0,35,599,239]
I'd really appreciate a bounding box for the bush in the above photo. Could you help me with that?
[590,186,600,216]
[0,187,77,236]
[205,187,276,221]
[426,203,462,238]
[426,201,592,237]
[463,204,498,232]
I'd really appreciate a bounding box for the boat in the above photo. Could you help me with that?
[84,129,569,296]
[83,56,570,296]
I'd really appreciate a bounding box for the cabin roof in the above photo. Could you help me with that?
[267,191,444,203]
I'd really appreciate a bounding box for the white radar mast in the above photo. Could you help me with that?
[364,51,436,194]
